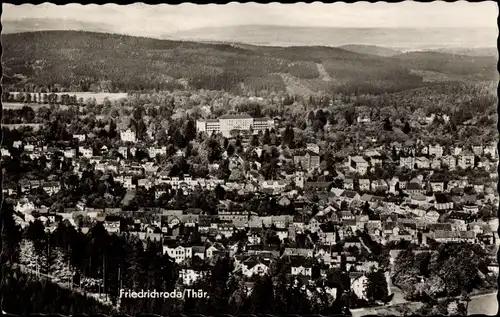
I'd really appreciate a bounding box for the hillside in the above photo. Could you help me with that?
[338,44,402,57]
[1,31,496,95]
[392,51,498,80]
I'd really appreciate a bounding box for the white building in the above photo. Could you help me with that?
[120,129,137,143]
[163,245,193,263]
[428,144,444,158]
[349,156,369,175]
[196,114,274,137]
[79,147,93,159]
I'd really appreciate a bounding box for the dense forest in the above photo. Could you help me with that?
[2,31,497,95]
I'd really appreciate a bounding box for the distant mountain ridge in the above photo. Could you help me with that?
[338,45,402,57]
[2,18,115,34]
[1,30,497,96]
[168,24,497,50]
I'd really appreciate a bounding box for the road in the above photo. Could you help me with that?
[467,292,498,316]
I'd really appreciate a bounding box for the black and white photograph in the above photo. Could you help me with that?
[0,1,498,316]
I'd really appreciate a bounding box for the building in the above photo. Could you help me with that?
[294,151,320,170]
[79,147,93,159]
[103,215,121,233]
[350,273,368,300]
[458,152,475,169]
[290,258,313,276]
[196,114,274,137]
[442,155,456,170]
[120,129,137,143]
[400,157,415,170]
[242,258,269,277]
[428,144,444,157]
[163,245,193,263]
[415,157,430,169]
[349,156,369,175]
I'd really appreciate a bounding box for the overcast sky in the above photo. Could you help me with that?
[2,2,498,36]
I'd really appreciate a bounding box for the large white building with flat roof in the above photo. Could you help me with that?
[196,114,274,137]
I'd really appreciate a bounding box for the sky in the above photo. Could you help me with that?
[2,2,498,37]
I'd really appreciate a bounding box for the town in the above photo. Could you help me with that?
[1,2,498,315]
[1,90,498,315]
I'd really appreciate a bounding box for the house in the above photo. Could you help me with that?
[415,157,430,169]
[307,218,322,233]
[429,180,445,193]
[217,223,235,238]
[290,257,313,276]
[73,134,86,142]
[434,194,453,210]
[349,156,369,175]
[14,198,36,214]
[294,151,320,170]
[471,145,484,156]
[103,215,121,233]
[192,246,206,260]
[344,178,354,190]
[63,148,76,158]
[118,146,128,159]
[400,157,415,170]
[359,179,370,191]
[79,146,93,158]
[371,179,388,192]
[458,152,475,169]
[432,230,476,243]
[350,273,368,300]
[163,244,193,263]
[42,181,61,195]
[364,150,383,166]
[306,143,320,155]
[340,190,361,203]
[425,210,440,223]
[484,144,497,158]
[442,155,456,170]
[2,183,17,196]
[357,115,371,123]
[428,144,444,157]
[406,182,425,195]
[242,258,270,277]
[120,129,137,143]
[206,243,227,259]
[260,180,287,193]
[283,248,313,258]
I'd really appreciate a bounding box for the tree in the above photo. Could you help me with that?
[383,118,393,131]
[251,274,275,314]
[0,203,22,264]
[460,290,471,315]
[403,121,411,134]
[214,184,226,200]
[184,119,197,142]
[282,125,295,147]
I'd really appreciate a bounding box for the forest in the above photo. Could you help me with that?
[2,31,497,96]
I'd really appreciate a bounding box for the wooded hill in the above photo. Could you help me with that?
[1,31,497,95]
